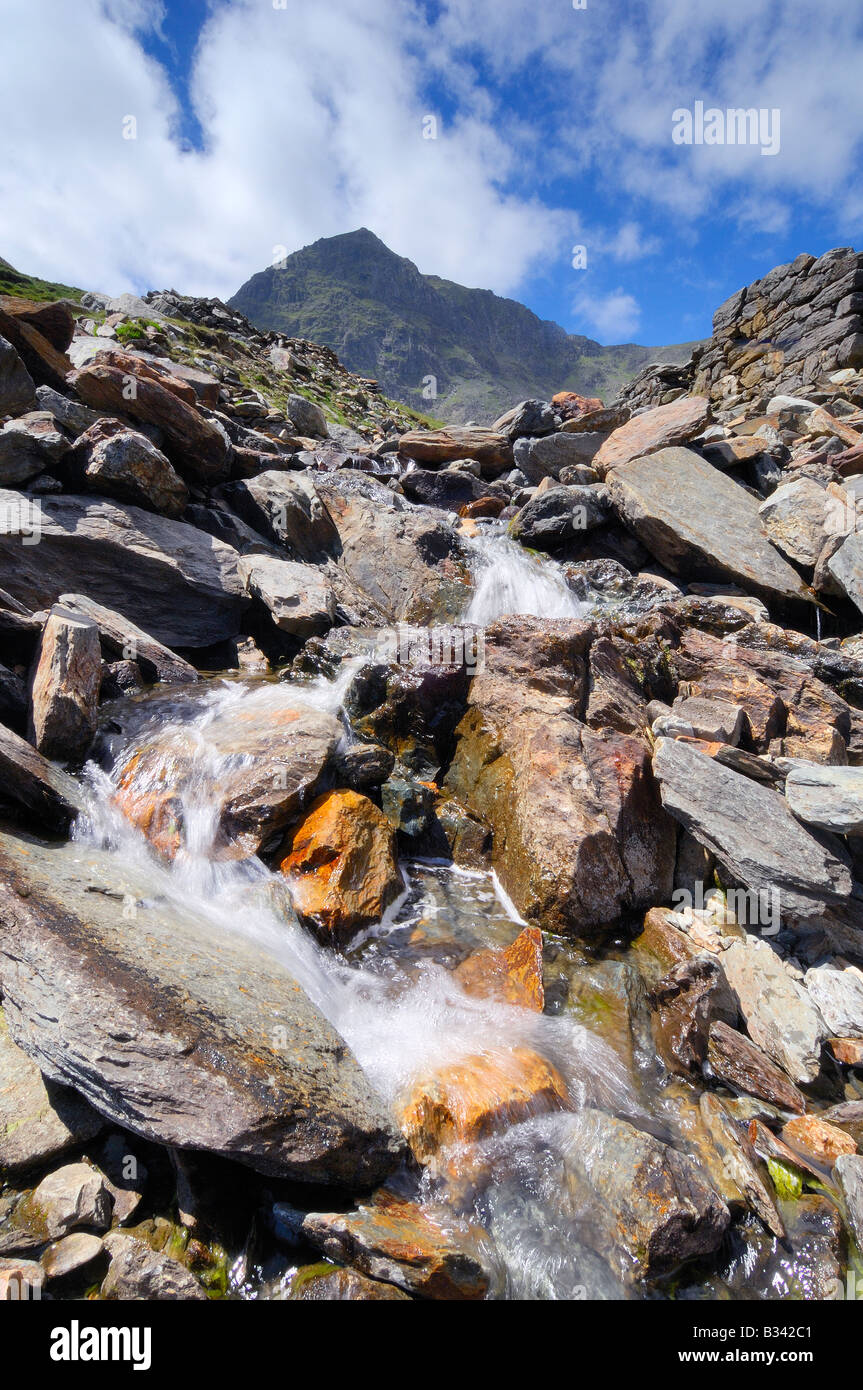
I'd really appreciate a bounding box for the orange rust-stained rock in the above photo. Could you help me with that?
[455,926,544,1011]
[782,1114,858,1165]
[551,391,603,419]
[279,789,401,945]
[830,1038,863,1066]
[398,1046,569,1162]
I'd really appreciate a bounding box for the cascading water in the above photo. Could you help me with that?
[74,664,637,1299]
[464,525,587,624]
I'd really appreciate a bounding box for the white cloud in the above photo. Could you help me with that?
[574,288,641,342]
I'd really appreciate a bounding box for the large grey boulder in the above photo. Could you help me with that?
[238,554,335,637]
[80,428,189,519]
[316,472,473,624]
[721,935,827,1085]
[804,960,863,1038]
[758,478,832,567]
[606,448,811,605]
[286,393,328,439]
[513,430,604,483]
[827,529,863,617]
[652,737,853,919]
[215,470,339,561]
[510,484,610,551]
[101,1233,206,1301]
[0,827,406,1186]
[0,490,248,648]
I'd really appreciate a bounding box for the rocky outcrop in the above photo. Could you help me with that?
[0,491,248,649]
[606,449,811,605]
[446,617,676,933]
[0,828,405,1186]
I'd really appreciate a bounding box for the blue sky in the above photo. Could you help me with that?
[1,0,862,347]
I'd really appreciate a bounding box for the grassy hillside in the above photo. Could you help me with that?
[0,254,83,304]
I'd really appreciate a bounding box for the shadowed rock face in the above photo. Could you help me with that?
[0,491,249,650]
[0,828,406,1188]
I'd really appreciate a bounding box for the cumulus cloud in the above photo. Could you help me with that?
[574,288,641,342]
[0,0,860,309]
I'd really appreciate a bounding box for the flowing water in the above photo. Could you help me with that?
[65,527,846,1300]
[465,526,586,624]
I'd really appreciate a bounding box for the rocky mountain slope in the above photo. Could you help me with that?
[0,250,863,1302]
[228,228,699,424]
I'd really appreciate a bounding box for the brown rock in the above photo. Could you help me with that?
[398,1046,568,1162]
[0,304,73,390]
[29,605,102,761]
[649,955,734,1075]
[302,1191,502,1299]
[0,296,75,352]
[0,719,83,829]
[707,1021,806,1114]
[455,926,544,1011]
[782,1114,857,1165]
[288,1265,411,1300]
[69,361,230,484]
[830,1038,863,1066]
[397,427,512,476]
[279,789,401,945]
[594,397,711,474]
[633,906,700,970]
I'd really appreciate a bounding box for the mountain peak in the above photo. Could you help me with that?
[229,231,698,423]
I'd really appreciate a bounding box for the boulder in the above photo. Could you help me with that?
[286,393,328,439]
[238,554,335,637]
[0,297,75,353]
[827,529,863,617]
[649,954,736,1075]
[397,1047,568,1162]
[0,490,248,649]
[12,1162,113,1242]
[29,605,102,761]
[400,467,489,510]
[41,1232,104,1282]
[833,1154,863,1249]
[513,431,604,483]
[34,384,102,436]
[803,960,863,1037]
[654,695,745,746]
[510,484,610,551]
[697,1093,785,1237]
[302,1191,502,1300]
[721,935,827,1085]
[0,411,68,485]
[786,764,863,835]
[316,472,473,623]
[0,720,83,829]
[758,478,832,567]
[0,827,405,1186]
[446,618,676,933]
[454,926,544,1011]
[78,426,188,518]
[782,1114,857,1165]
[594,397,711,474]
[215,470,339,561]
[278,789,401,945]
[398,428,512,476]
[0,335,36,417]
[652,738,853,919]
[0,303,72,391]
[101,1233,206,1301]
[606,449,810,605]
[492,399,557,439]
[115,700,342,854]
[69,361,230,485]
[0,1008,103,1174]
[558,1110,729,1279]
[55,593,197,685]
[706,1021,806,1113]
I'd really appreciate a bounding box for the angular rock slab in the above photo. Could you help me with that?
[606,448,810,605]
[594,397,711,473]
[0,490,248,649]
[0,720,83,830]
[0,1008,103,1174]
[0,828,405,1186]
[56,593,197,686]
[653,737,853,919]
[786,764,863,836]
[721,936,826,1086]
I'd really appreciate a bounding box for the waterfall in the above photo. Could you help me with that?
[464,527,587,624]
